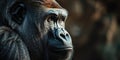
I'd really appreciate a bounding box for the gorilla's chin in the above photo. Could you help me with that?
[46,38,73,60]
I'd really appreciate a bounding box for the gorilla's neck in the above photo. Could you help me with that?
[18,19,45,60]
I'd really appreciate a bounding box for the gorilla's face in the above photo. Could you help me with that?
[6,0,73,60]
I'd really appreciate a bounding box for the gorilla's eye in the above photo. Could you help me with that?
[8,2,26,24]
[47,14,58,22]
[50,14,58,22]
[61,15,66,21]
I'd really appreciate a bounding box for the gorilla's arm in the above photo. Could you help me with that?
[0,26,30,60]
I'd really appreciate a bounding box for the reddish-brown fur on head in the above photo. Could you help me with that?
[31,0,62,8]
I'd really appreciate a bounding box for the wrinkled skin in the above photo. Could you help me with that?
[0,0,73,60]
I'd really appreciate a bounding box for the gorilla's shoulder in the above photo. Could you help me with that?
[0,26,19,42]
[0,26,30,60]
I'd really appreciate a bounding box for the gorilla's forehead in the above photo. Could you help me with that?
[30,0,54,4]
[29,0,61,8]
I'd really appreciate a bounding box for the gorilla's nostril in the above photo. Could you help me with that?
[66,34,69,37]
[60,33,66,39]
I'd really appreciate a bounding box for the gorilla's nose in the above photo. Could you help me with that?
[55,28,72,46]
[46,9,68,21]
[58,29,70,41]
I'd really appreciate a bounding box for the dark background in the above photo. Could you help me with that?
[56,0,120,60]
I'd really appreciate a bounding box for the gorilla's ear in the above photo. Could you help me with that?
[8,2,26,24]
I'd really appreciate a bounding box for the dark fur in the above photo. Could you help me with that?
[0,0,73,60]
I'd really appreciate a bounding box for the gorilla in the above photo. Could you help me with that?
[0,0,73,60]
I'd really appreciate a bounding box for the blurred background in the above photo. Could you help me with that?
[56,0,120,60]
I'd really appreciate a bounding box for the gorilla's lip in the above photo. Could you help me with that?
[49,47,73,52]
[49,47,73,55]
[56,47,72,50]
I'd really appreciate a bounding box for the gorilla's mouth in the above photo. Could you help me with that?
[48,47,73,60]
[47,39,73,53]
[48,45,73,55]
[50,47,73,52]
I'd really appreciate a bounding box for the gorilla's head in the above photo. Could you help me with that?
[0,0,73,60]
